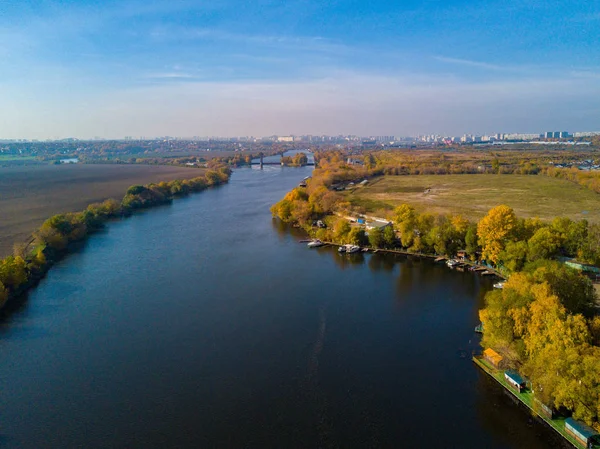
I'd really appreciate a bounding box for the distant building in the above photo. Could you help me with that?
[560,131,571,138]
[277,136,294,142]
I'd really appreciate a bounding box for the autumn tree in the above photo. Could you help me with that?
[477,205,517,264]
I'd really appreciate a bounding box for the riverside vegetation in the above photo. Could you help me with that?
[271,149,600,431]
[0,165,231,306]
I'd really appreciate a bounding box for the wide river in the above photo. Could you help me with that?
[0,163,568,448]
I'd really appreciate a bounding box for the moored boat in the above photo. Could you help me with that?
[346,244,361,254]
[307,239,324,248]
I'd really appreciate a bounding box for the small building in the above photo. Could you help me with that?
[504,370,526,392]
[456,250,467,260]
[565,417,599,448]
[365,220,392,231]
[483,348,505,369]
[533,398,556,419]
[564,260,600,280]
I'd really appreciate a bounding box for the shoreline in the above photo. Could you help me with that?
[0,168,231,310]
[308,239,506,279]
[473,356,586,449]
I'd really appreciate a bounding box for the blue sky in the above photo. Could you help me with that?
[1,0,599,138]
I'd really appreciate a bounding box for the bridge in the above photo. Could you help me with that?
[251,153,315,168]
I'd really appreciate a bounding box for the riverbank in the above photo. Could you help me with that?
[313,240,505,278]
[0,164,213,258]
[0,166,231,309]
[473,356,589,449]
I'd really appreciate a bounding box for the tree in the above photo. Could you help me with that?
[368,228,383,248]
[0,281,7,303]
[527,227,562,262]
[348,228,368,246]
[524,260,597,316]
[333,219,351,243]
[394,204,417,248]
[477,205,517,264]
[465,225,479,258]
[383,226,396,248]
[0,256,28,290]
[500,240,528,273]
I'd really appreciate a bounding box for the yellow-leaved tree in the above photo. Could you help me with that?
[477,205,517,264]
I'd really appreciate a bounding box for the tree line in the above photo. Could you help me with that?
[0,166,231,305]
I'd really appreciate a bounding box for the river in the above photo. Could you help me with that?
[0,163,568,448]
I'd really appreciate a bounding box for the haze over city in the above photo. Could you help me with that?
[2,0,600,139]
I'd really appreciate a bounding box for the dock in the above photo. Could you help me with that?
[473,356,588,449]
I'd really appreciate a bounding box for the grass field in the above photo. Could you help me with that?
[345,174,600,222]
[0,155,37,161]
[0,164,205,258]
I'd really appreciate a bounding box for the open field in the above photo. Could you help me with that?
[345,174,600,222]
[0,164,205,258]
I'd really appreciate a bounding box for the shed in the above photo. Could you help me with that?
[483,348,504,369]
[565,417,599,448]
[365,220,392,231]
[504,370,526,392]
[533,398,555,419]
[565,260,600,275]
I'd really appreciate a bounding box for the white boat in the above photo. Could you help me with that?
[307,239,324,248]
[345,244,361,254]
[338,245,346,253]
[446,259,460,268]
[493,281,505,289]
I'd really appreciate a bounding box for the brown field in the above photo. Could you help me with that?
[0,164,206,258]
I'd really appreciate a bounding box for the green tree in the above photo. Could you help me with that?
[0,256,28,290]
[348,228,369,246]
[368,228,383,248]
[527,227,562,262]
[382,226,396,248]
[465,225,479,258]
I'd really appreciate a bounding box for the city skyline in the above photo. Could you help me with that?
[1,0,600,139]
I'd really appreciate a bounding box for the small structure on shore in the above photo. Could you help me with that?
[483,348,505,369]
[504,370,526,392]
[365,220,392,231]
[564,417,599,448]
[533,398,556,419]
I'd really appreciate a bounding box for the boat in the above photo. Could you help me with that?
[345,244,361,254]
[493,281,505,289]
[474,323,484,333]
[446,259,460,268]
[307,239,324,248]
[338,245,346,253]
